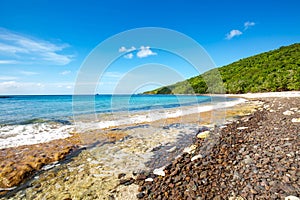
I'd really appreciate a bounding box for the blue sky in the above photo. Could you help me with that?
[0,0,300,94]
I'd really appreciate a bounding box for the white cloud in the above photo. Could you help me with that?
[0,81,44,93]
[0,81,76,94]
[118,45,157,59]
[0,76,18,80]
[244,21,255,30]
[60,70,71,75]
[124,53,133,59]
[0,28,72,65]
[0,60,18,64]
[19,70,39,75]
[226,30,243,40]
[119,46,136,53]
[137,46,157,58]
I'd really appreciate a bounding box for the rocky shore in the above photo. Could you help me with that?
[1,96,299,199]
[134,97,300,199]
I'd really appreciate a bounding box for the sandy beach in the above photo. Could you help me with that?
[0,92,299,199]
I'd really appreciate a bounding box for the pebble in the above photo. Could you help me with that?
[145,178,153,182]
[283,110,294,115]
[196,131,210,139]
[183,144,197,154]
[136,97,300,199]
[166,146,177,152]
[191,154,203,162]
[237,126,248,130]
[285,196,300,200]
[291,118,300,123]
[153,168,165,176]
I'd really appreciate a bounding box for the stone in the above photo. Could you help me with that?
[291,118,300,123]
[200,171,207,179]
[283,110,294,115]
[137,192,145,199]
[243,155,253,165]
[136,174,146,181]
[191,154,203,162]
[196,131,210,139]
[183,145,197,154]
[237,127,248,130]
[285,196,300,200]
[153,168,165,176]
[145,178,153,182]
[166,146,176,152]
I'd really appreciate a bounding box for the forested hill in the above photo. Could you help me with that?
[144,43,300,94]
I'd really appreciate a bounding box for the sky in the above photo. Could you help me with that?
[0,0,300,94]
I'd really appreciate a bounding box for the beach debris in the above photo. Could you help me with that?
[285,196,300,200]
[291,118,300,123]
[283,110,294,115]
[196,131,210,139]
[183,144,197,154]
[191,154,203,162]
[145,178,153,182]
[153,168,165,176]
[237,126,248,130]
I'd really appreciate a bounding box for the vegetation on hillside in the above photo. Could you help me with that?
[144,43,300,94]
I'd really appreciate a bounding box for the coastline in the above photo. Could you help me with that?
[1,92,299,199]
[135,94,300,199]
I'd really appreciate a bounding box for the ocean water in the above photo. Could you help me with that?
[0,95,219,125]
[0,94,244,149]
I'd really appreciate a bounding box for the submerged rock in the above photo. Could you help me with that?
[183,144,197,154]
[196,130,210,139]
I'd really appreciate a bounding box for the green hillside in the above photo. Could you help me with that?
[144,43,300,94]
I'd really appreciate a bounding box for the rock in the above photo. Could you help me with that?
[183,145,197,154]
[291,118,300,123]
[118,173,126,179]
[283,110,294,115]
[119,178,133,185]
[136,174,146,181]
[191,154,203,162]
[196,131,210,139]
[285,196,300,200]
[229,196,245,200]
[136,192,145,199]
[145,178,153,182]
[200,171,207,179]
[243,155,253,165]
[166,146,176,152]
[153,168,165,176]
[237,127,248,130]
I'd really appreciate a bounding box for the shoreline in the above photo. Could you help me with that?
[1,92,299,199]
[0,95,258,198]
[135,96,300,199]
[0,96,244,149]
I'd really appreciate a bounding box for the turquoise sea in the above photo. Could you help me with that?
[0,95,231,125]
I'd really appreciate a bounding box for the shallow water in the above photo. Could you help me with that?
[0,95,244,149]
